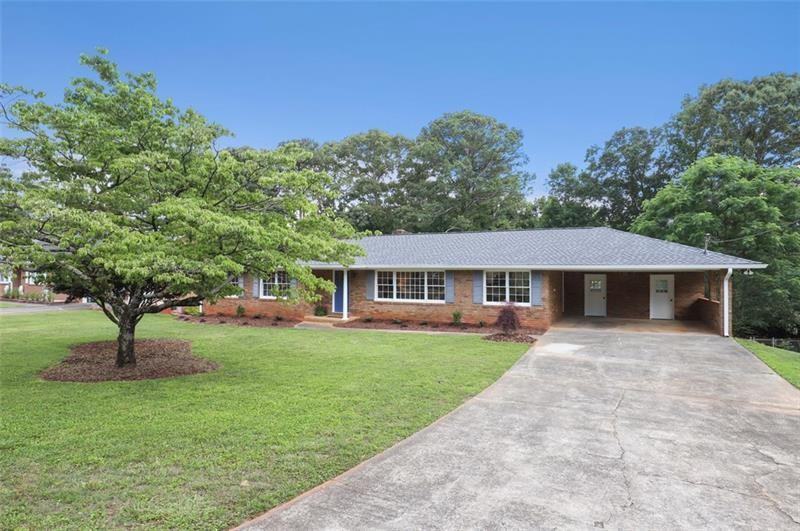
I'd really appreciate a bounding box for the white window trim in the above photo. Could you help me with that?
[225,276,245,298]
[259,272,291,300]
[483,270,532,307]
[374,270,447,304]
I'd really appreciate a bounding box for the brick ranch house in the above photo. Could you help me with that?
[205,227,765,336]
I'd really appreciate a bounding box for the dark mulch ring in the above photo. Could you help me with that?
[40,339,218,382]
[176,314,298,328]
[483,332,538,344]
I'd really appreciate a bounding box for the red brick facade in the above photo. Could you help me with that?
[206,268,731,335]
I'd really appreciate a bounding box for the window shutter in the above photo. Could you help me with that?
[472,271,483,304]
[252,276,260,298]
[365,270,375,300]
[531,271,543,306]
[445,271,455,303]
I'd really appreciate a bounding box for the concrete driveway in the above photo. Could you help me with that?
[240,326,800,530]
[0,301,95,315]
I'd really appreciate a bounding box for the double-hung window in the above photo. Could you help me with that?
[484,271,530,305]
[375,271,445,303]
[261,271,291,299]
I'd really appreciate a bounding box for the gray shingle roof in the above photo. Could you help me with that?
[312,227,764,270]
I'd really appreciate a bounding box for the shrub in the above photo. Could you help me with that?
[363,316,373,323]
[419,320,428,326]
[451,311,463,325]
[274,315,283,322]
[314,305,327,317]
[235,305,246,318]
[45,291,54,303]
[496,303,520,334]
[253,313,262,319]
[479,320,486,328]
[391,318,403,325]
[183,306,201,316]
[7,288,20,299]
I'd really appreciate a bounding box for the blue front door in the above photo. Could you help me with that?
[333,271,344,313]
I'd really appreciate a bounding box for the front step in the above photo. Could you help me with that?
[301,314,356,324]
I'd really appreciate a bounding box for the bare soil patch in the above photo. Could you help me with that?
[176,314,298,328]
[483,332,538,344]
[41,339,218,382]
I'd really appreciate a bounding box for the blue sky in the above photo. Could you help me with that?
[2,2,798,195]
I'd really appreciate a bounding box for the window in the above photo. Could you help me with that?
[261,271,291,299]
[484,271,531,305]
[589,280,602,291]
[225,276,243,298]
[377,271,394,299]
[655,279,668,293]
[375,271,446,302]
[397,272,425,300]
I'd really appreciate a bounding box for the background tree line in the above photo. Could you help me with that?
[287,73,799,336]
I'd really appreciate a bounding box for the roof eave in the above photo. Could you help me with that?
[307,263,767,271]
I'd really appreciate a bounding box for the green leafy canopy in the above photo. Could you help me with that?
[0,51,362,321]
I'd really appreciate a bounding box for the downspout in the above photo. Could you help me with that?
[723,268,732,337]
[342,269,349,320]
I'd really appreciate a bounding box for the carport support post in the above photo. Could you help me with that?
[723,268,732,337]
[342,269,349,320]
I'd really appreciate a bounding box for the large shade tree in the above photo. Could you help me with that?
[396,111,532,232]
[632,155,800,336]
[0,52,360,366]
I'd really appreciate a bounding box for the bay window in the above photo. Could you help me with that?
[484,271,530,305]
[375,271,446,302]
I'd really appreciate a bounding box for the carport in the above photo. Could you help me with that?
[558,268,735,336]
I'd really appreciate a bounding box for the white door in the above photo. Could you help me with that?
[584,274,607,317]
[650,274,674,320]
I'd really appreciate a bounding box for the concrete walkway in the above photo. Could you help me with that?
[239,327,800,530]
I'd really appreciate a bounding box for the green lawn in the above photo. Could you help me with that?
[0,311,526,529]
[737,339,800,389]
[0,301,21,308]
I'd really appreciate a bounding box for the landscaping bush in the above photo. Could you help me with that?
[495,303,520,334]
[451,311,463,325]
[314,305,327,317]
[363,316,373,323]
[235,305,246,318]
[183,306,201,317]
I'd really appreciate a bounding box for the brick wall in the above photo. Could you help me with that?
[203,270,333,320]
[564,271,706,319]
[347,270,560,331]
[204,268,734,335]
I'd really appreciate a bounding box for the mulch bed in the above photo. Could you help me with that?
[40,339,218,382]
[176,315,299,328]
[336,318,543,337]
[483,332,538,344]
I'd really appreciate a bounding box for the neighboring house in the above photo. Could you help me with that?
[0,267,69,302]
[205,227,765,336]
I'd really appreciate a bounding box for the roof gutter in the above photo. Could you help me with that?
[306,264,767,272]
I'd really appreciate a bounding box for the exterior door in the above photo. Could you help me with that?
[333,271,344,313]
[650,274,674,319]
[584,274,607,317]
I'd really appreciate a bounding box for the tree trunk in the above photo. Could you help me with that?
[116,315,137,367]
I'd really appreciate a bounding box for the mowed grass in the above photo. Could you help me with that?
[0,301,21,308]
[738,338,800,389]
[0,311,526,529]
